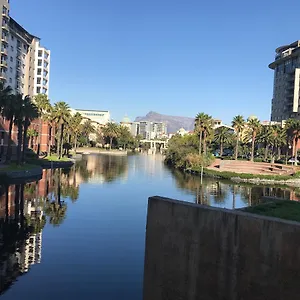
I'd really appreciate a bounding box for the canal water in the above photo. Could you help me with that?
[0,154,298,299]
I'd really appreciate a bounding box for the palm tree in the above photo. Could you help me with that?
[257,125,273,161]
[22,97,39,163]
[102,122,119,150]
[247,117,261,162]
[2,94,16,162]
[70,112,82,152]
[33,94,51,155]
[52,102,71,159]
[232,115,245,160]
[285,119,300,164]
[27,128,37,149]
[0,80,12,110]
[195,113,214,155]
[270,125,286,161]
[214,126,233,156]
[81,119,95,146]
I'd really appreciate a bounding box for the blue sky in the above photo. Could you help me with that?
[10,0,300,124]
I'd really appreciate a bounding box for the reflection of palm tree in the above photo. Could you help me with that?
[45,201,67,226]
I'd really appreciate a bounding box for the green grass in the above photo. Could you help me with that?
[43,155,70,162]
[198,168,300,181]
[244,200,300,222]
[0,163,39,172]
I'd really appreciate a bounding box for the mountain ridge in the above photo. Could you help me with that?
[134,111,194,133]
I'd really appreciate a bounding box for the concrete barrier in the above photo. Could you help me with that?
[143,196,300,300]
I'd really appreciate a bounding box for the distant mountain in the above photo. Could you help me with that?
[134,111,194,133]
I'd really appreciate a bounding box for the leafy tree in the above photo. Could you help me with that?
[52,102,71,158]
[257,125,273,161]
[81,119,95,146]
[118,126,133,149]
[27,128,38,149]
[102,122,120,150]
[214,126,233,156]
[195,112,214,155]
[33,94,51,155]
[247,117,261,162]
[232,115,245,160]
[69,112,83,152]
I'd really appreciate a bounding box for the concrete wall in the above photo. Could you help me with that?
[143,196,300,300]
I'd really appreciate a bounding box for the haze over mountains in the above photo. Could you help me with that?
[135,111,194,133]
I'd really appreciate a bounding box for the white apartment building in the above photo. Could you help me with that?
[136,121,167,139]
[74,109,111,125]
[0,0,50,97]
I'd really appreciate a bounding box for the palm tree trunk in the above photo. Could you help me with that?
[220,141,223,156]
[37,118,43,156]
[59,123,64,158]
[110,137,113,150]
[56,126,60,157]
[17,122,23,165]
[232,185,236,209]
[294,137,298,166]
[235,131,239,160]
[264,143,268,161]
[22,119,29,163]
[74,133,78,153]
[199,131,202,155]
[251,136,255,162]
[203,131,207,155]
[6,116,14,162]
[277,147,281,160]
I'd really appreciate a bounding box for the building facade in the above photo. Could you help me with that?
[74,109,110,126]
[135,121,167,139]
[269,40,300,121]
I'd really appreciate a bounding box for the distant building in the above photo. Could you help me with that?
[176,128,188,136]
[136,121,167,139]
[269,40,300,121]
[120,115,132,130]
[74,109,110,126]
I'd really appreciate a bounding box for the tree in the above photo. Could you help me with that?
[214,126,233,156]
[195,113,214,155]
[285,119,300,164]
[22,97,39,163]
[33,94,51,155]
[52,102,71,159]
[118,126,133,149]
[81,119,95,146]
[247,117,261,162]
[2,94,16,162]
[102,122,120,150]
[232,115,245,160]
[27,128,38,149]
[257,125,273,161]
[69,112,83,152]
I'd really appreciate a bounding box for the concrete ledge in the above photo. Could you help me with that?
[40,160,74,169]
[0,166,43,180]
[143,196,300,300]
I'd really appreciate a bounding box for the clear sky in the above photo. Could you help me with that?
[10,0,300,124]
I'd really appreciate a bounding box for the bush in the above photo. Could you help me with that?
[185,153,215,170]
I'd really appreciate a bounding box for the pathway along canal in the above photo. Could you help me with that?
[0,153,298,299]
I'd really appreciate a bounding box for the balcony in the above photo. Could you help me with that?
[0,72,6,80]
[1,48,7,55]
[1,36,8,44]
[0,61,8,68]
[2,23,8,31]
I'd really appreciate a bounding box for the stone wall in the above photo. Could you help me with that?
[143,196,300,300]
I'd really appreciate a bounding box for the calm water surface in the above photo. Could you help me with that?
[0,154,298,299]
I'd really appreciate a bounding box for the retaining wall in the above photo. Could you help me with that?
[143,196,300,300]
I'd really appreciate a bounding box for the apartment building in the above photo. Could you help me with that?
[269,40,300,121]
[73,109,110,125]
[136,121,167,139]
[0,0,52,157]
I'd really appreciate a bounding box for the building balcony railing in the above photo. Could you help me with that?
[0,72,6,80]
[1,48,7,55]
[0,61,8,68]
[2,23,8,31]
[1,36,8,43]
[2,12,8,19]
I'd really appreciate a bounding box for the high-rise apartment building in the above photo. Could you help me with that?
[269,40,300,121]
[135,121,167,139]
[0,0,50,96]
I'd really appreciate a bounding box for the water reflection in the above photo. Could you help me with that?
[171,169,300,207]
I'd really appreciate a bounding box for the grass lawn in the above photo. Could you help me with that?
[0,163,39,172]
[244,200,300,222]
[43,155,70,162]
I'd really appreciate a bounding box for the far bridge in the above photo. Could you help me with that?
[140,139,168,154]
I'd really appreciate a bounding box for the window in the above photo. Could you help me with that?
[38,50,42,57]
[23,54,25,59]
[9,77,11,83]
[10,56,12,62]
[37,68,41,75]
[37,77,41,84]
[21,83,24,88]
[23,44,27,51]
[2,6,7,14]
[38,59,42,66]
[9,67,12,72]
[10,45,13,51]
[36,86,41,93]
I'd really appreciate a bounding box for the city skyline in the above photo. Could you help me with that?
[9,0,300,124]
